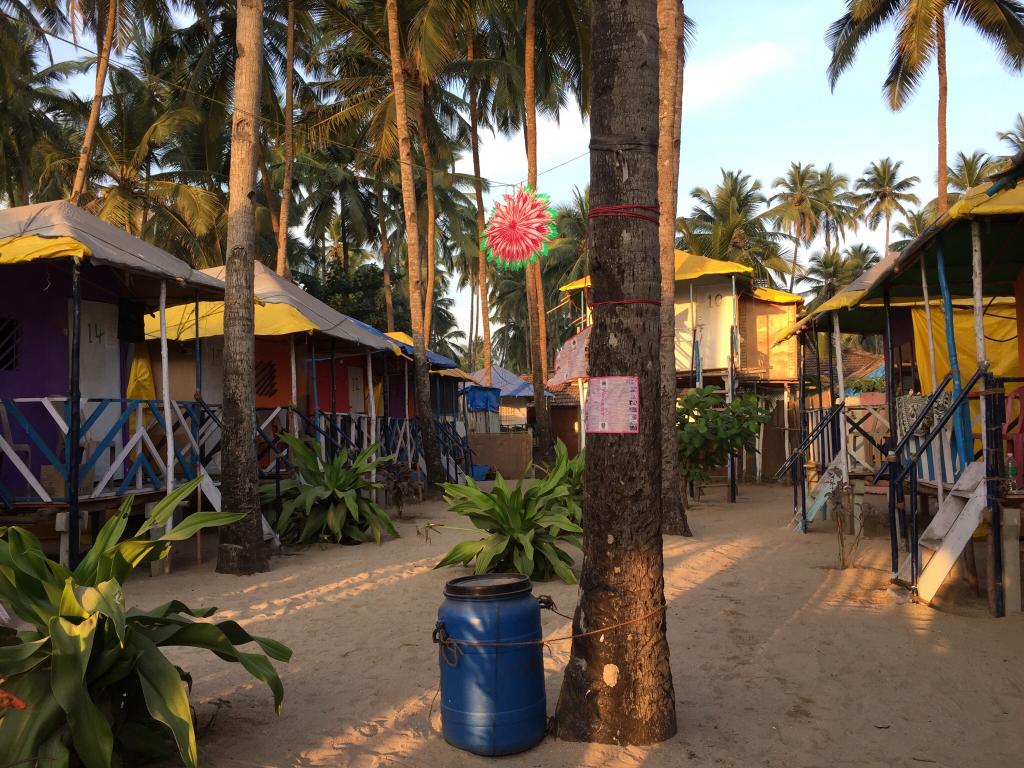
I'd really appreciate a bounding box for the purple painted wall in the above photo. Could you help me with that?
[0,261,123,498]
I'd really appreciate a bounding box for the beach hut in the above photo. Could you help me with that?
[0,201,222,564]
[776,154,1024,616]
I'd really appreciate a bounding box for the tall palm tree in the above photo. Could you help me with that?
[218,0,269,574]
[384,0,444,486]
[815,163,858,255]
[854,157,920,257]
[275,0,296,277]
[826,1,1024,215]
[67,0,173,204]
[680,169,789,284]
[768,161,822,291]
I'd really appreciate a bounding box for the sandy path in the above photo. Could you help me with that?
[128,484,1024,768]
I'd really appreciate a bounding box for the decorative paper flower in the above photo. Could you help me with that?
[481,187,557,271]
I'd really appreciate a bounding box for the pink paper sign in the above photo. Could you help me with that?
[585,376,640,434]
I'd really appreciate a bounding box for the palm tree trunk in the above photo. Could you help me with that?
[340,204,350,272]
[69,0,117,205]
[657,0,690,537]
[275,0,295,278]
[385,0,444,486]
[376,173,396,331]
[524,0,553,462]
[936,10,949,215]
[468,35,493,385]
[788,236,800,291]
[259,153,280,241]
[884,210,891,257]
[555,0,676,742]
[416,95,438,344]
[217,0,269,575]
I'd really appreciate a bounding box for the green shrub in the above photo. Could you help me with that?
[434,453,582,584]
[676,387,771,486]
[266,433,397,546]
[539,440,584,525]
[0,476,291,768]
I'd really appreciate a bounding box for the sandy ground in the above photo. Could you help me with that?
[125,483,1024,768]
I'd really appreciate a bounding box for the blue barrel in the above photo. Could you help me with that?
[435,574,546,755]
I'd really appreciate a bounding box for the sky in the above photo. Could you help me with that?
[44,1,1024,345]
[451,0,1024,341]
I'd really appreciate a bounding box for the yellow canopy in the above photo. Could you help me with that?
[144,300,317,340]
[558,250,752,293]
[912,298,1018,392]
[674,250,751,280]
[947,179,1024,219]
[0,234,90,264]
[386,331,414,346]
[752,287,802,305]
[432,367,477,382]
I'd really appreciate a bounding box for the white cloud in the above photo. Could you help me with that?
[684,41,798,113]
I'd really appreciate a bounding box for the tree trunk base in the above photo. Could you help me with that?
[663,499,693,537]
[215,543,269,575]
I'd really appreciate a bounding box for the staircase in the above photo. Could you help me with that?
[897,460,985,603]
[797,452,844,531]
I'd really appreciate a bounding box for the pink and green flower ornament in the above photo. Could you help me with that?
[481,186,557,271]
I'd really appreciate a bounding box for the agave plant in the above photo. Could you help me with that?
[434,455,583,584]
[0,476,291,768]
[267,433,397,546]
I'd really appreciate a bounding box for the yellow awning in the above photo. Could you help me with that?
[0,234,90,264]
[144,300,317,340]
[559,250,752,293]
[752,287,802,305]
[432,367,477,382]
[386,331,415,346]
[674,250,752,280]
[948,180,1024,219]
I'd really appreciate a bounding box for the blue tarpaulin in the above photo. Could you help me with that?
[466,385,501,413]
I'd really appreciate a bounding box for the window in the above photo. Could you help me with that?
[255,360,278,397]
[0,318,19,371]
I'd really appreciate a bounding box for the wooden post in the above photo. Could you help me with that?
[688,283,696,388]
[883,288,901,577]
[159,280,173,574]
[727,275,737,502]
[289,335,298,437]
[329,341,337,457]
[832,313,850,487]
[66,258,83,567]
[193,291,203,564]
[971,221,987,453]
[783,383,791,459]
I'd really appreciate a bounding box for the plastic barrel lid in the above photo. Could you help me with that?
[444,573,533,598]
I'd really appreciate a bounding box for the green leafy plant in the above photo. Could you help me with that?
[433,456,583,584]
[676,387,771,486]
[539,440,584,525]
[266,433,397,545]
[0,476,291,768]
[847,376,886,393]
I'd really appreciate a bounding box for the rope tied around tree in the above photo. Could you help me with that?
[432,598,668,668]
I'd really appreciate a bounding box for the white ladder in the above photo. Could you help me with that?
[897,460,985,603]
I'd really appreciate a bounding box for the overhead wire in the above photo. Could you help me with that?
[9,14,591,192]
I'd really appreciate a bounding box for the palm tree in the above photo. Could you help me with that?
[218,0,269,574]
[998,113,1024,154]
[67,0,174,204]
[826,1,1024,215]
[890,208,934,251]
[815,163,858,255]
[555,0,676,743]
[768,161,822,291]
[948,149,999,195]
[680,170,790,284]
[853,157,920,257]
[275,0,296,277]
[803,244,879,309]
[384,0,444,486]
